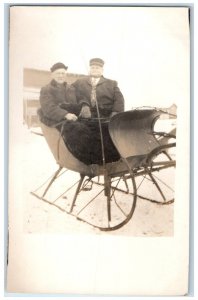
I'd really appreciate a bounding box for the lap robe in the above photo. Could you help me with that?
[60,120,120,165]
[38,106,120,165]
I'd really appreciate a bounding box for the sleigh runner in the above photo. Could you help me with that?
[31,108,176,231]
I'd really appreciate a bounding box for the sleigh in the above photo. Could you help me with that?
[31,108,176,231]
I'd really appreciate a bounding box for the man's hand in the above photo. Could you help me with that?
[110,112,118,118]
[65,113,78,121]
[79,105,91,119]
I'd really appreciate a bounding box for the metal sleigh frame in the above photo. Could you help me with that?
[31,108,176,231]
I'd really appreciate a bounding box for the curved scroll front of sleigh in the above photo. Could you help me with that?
[32,109,176,231]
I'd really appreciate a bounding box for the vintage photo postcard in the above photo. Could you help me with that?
[6,5,190,295]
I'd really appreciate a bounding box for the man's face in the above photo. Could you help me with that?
[89,65,103,78]
[51,68,67,84]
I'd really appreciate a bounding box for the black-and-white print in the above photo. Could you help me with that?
[7,5,190,295]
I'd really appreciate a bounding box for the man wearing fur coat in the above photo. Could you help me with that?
[72,58,124,119]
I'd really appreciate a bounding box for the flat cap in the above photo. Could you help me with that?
[89,58,104,67]
[50,62,68,72]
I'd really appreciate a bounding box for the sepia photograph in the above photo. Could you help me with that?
[7,4,190,295]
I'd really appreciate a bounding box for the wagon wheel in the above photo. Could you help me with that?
[135,142,176,204]
[65,170,137,231]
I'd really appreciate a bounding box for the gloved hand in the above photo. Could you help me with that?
[65,113,78,121]
[79,105,91,119]
[110,112,118,118]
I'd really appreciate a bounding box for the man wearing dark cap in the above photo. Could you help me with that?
[66,58,124,165]
[38,62,79,126]
[72,58,124,119]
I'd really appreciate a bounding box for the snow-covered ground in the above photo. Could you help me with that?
[17,119,176,237]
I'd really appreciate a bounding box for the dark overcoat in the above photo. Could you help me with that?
[38,78,122,165]
[72,76,125,118]
[38,79,80,126]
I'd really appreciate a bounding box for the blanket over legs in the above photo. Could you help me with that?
[38,107,120,165]
[61,119,120,165]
